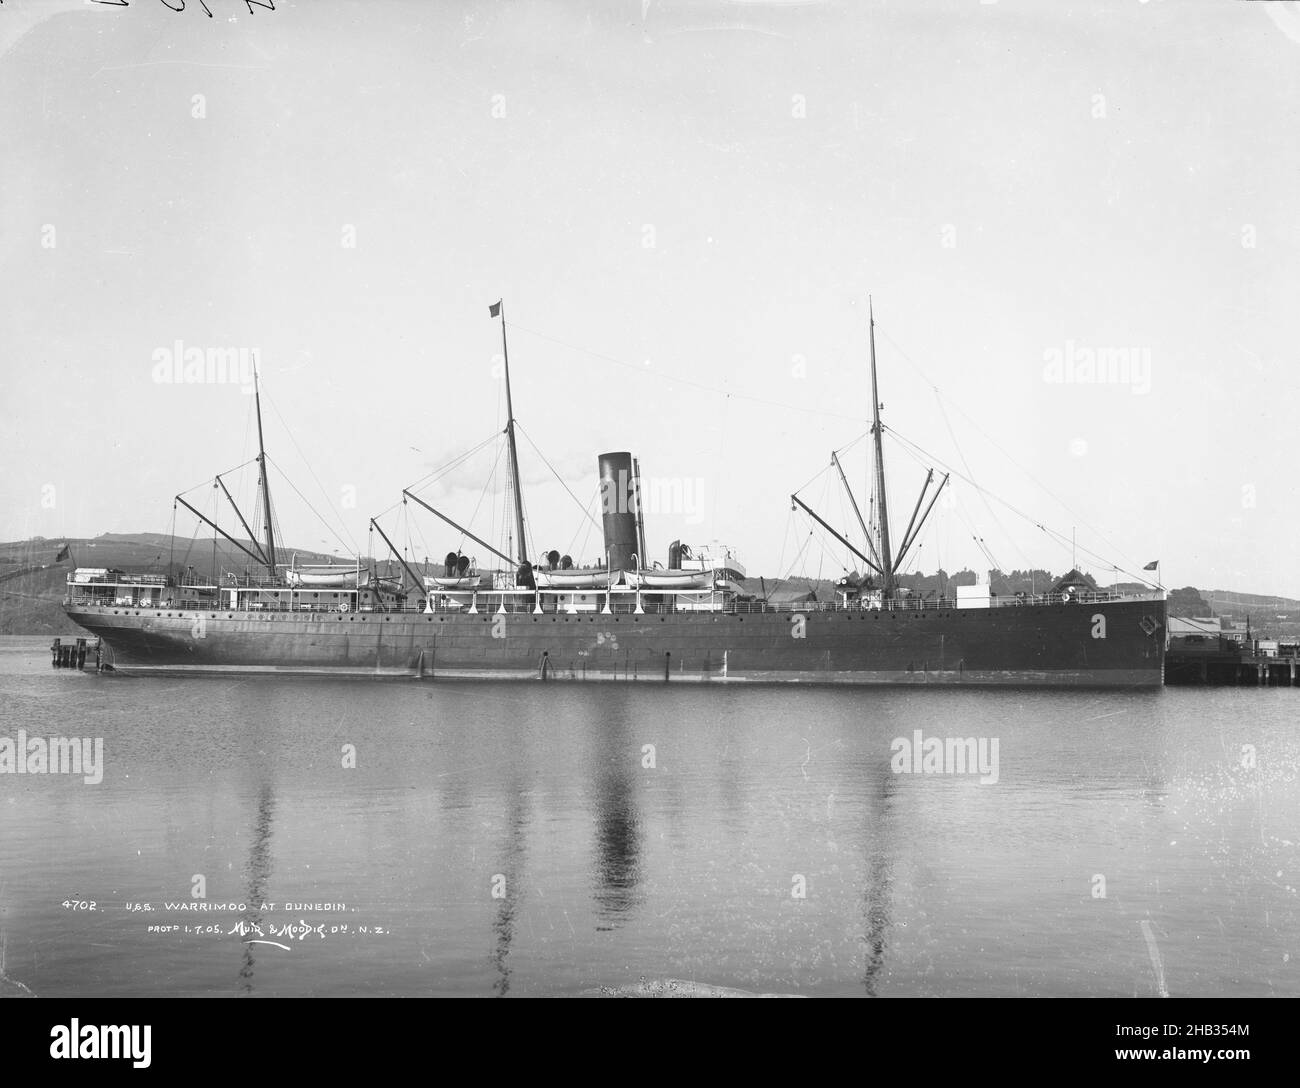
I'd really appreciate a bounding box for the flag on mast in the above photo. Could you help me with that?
[1142,560,1159,571]
[55,543,71,563]
[489,301,502,318]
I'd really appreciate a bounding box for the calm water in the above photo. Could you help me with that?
[0,635,1295,998]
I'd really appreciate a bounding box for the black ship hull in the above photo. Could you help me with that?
[66,597,1166,687]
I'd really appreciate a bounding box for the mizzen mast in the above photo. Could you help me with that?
[492,299,528,566]
[253,361,277,578]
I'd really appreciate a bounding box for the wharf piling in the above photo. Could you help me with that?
[49,637,102,672]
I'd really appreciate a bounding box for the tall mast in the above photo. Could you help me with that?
[253,361,277,577]
[493,299,528,564]
[868,297,894,593]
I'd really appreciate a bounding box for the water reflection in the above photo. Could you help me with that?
[861,767,895,997]
[590,694,642,927]
[490,789,528,997]
[238,782,275,995]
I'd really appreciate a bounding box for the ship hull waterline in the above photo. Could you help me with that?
[65,598,1166,688]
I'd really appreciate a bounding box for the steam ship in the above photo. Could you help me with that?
[64,301,1165,686]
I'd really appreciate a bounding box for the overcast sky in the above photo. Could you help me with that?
[2,0,1297,595]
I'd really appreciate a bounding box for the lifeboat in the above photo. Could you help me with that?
[424,574,483,592]
[285,565,360,588]
[634,569,713,590]
[535,568,617,589]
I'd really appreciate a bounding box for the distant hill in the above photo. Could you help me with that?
[1204,589,1300,617]
[1202,590,1300,638]
[0,565,80,635]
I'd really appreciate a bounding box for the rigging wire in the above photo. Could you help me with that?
[832,431,872,459]
[515,422,603,533]
[260,388,360,556]
[391,434,509,566]
[930,388,1030,571]
[403,432,503,494]
[265,456,357,561]
[507,321,870,424]
[875,323,1138,573]
[564,484,601,564]
[783,526,816,582]
[463,442,507,559]
[882,425,1159,588]
[176,459,259,499]
[408,502,434,572]
[777,506,793,584]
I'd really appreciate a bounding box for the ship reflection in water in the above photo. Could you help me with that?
[860,769,896,998]
[591,691,644,930]
[238,783,275,995]
[489,789,527,997]
[1,636,1297,998]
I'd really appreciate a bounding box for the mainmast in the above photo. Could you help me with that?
[253,361,277,578]
[492,299,528,564]
[868,297,894,593]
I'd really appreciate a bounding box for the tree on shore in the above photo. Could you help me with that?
[1167,586,1212,617]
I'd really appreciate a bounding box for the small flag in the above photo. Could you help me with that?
[1143,560,1159,571]
[489,301,502,318]
[55,543,70,562]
